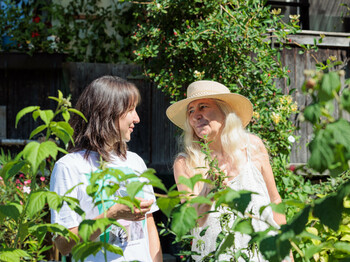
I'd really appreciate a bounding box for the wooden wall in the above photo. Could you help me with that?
[0,53,67,140]
[278,45,350,164]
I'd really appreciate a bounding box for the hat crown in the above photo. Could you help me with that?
[187,81,230,99]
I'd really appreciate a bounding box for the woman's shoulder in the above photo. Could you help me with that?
[56,150,89,166]
[248,133,265,147]
[176,152,188,160]
[126,151,143,160]
[174,152,188,165]
[125,151,147,171]
[174,151,187,165]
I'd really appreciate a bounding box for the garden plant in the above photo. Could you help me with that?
[0,0,135,63]
[0,92,85,261]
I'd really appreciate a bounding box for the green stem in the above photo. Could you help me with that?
[13,193,30,249]
[290,240,304,258]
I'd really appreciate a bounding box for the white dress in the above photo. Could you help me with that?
[191,148,279,262]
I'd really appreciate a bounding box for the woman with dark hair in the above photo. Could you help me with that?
[166,80,290,261]
[50,76,162,262]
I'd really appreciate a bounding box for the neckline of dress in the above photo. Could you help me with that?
[226,160,251,184]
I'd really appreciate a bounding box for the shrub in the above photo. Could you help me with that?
[0,0,135,63]
[131,0,299,180]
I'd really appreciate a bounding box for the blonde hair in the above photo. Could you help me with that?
[181,99,249,177]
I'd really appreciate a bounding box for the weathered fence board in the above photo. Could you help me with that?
[279,46,350,163]
[0,53,66,141]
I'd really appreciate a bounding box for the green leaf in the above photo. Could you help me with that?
[32,110,40,121]
[68,108,87,122]
[48,96,60,103]
[308,129,334,173]
[104,184,120,197]
[188,195,212,206]
[308,120,350,174]
[57,147,69,155]
[0,248,29,262]
[283,199,306,209]
[62,109,70,122]
[0,202,23,221]
[319,72,341,102]
[313,194,343,231]
[0,160,26,183]
[26,191,48,218]
[22,141,58,174]
[327,119,350,152]
[334,241,350,254]
[269,202,285,215]
[283,205,311,236]
[39,110,55,125]
[157,197,180,217]
[46,191,64,211]
[29,124,47,139]
[63,196,85,217]
[72,242,104,262]
[341,88,350,113]
[103,242,124,256]
[171,204,197,240]
[78,218,120,242]
[260,234,291,262]
[303,103,321,124]
[140,169,167,192]
[115,197,134,211]
[216,189,252,214]
[51,121,74,145]
[126,181,146,199]
[240,218,255,234]
[64,183,83,196]
[215,232,235,257]
[177,174,205,191]
[72,241,123,262]
[15,106,40,128]
[304,242,328,259]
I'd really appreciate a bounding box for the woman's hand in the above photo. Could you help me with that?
[107,198,153,221]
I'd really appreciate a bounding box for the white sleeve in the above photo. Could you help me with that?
[133,154,159,213]
[50,161,83,229]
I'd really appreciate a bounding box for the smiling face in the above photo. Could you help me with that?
[187,98,226,140]
[118,103,140,142]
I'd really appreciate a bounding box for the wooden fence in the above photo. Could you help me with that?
[0,32,349,181]
[277,31,350,164]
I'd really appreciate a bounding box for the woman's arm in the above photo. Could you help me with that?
[147,213,162,262]
[250,134,286,226]
[173,155,212,226]
[54,199,154,255]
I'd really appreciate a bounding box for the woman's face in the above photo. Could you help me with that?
[187,98,225,140]
[118,103,140,142]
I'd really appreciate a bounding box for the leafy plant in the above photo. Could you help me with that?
[0,91,84,261]
[0,0,62,55]
[0,0,136,63]
[260,61,350,261]
[52,0,135,63]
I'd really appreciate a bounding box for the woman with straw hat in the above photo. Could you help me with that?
[166,80,287,261]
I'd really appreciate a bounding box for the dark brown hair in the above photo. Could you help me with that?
[69,75,140,161]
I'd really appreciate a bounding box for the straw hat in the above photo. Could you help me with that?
[166,80,253,130]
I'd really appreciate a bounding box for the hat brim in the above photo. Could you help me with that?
[166,93,253,130]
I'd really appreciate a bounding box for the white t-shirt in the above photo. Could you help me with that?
[50,150,159,262]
